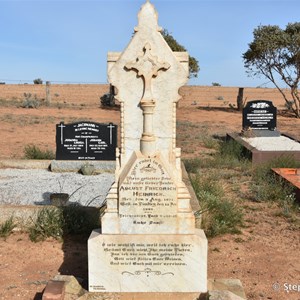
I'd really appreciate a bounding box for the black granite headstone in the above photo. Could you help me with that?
[243,100,279,137]
[56,121,117,160]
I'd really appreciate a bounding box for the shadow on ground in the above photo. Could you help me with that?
[60,234,89,289]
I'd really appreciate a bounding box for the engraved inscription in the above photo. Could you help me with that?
[56,122,117,160]
[243,100,277,130]
[102,242,193,271]
[89,285,106,291]
[119,158,177,232]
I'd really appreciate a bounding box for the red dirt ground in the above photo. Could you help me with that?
[0,85,300,300]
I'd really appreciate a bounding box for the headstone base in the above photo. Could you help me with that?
[88,229,207,293]
[50,160,115,173]
[42,276,247,300]
[243,129,281,137]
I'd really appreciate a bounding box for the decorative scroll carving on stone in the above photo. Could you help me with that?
[125,43,170,103]
[122,268,175,277]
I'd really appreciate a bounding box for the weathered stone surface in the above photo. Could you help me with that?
[107,1,188,166]
[43,276,247,300]
[208,290,245,300]
[89,229,207,293]
[50,160,115,174]
[0,159,50,169]
[101,1,195,235]
[88,0,207,295]
[118,156,178,234]
[58,281,207,300]
[53,275,85,299]
[117,293,203,300]
[208,279,246,299]
[42,280,65,300]
[77,290,204,300]
[181,161,202,228]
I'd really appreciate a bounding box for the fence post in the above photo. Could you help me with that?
[46,81,51,105]
[237,87,244,111]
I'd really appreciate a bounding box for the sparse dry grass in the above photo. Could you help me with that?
[0,114,57,126]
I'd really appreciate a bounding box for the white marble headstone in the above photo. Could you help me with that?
[89,1,207,294]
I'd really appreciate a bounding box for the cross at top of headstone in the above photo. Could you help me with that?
[108,0,189,165]
[125,43,170,102]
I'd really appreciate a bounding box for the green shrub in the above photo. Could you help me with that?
[213,139,251,170]
[29,208,64,242]
[63,204,96,235]
[183,158,202,173]
[220,139,246,160]
[21,93,40,108]
[251,156,300,204]
[0,216,16,239]
[252,155,300,183]
[24,144,55,160]
[33,78,43,84]
[191,175,243,237]
[28,206,100,242]
[202,135,219,149]
[184,144,251,171]
[207,199,243,237]
[21,99,40,108]
[193,176,224,199]
[250,176,293,203]
[0,98,21,107]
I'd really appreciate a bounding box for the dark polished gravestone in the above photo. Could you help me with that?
[227,99,300,165]
[56,121,117,160]
[242,100,280,137]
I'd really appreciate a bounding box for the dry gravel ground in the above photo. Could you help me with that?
[0,169,114,206]
[0,85,300,300]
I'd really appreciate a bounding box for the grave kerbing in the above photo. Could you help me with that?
[227,99,300,165]
[88,1,207,294]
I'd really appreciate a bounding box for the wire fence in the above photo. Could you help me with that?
[0,78,290,90]
[0,79,108,84]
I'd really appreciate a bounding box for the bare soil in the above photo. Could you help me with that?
[0,85,300,300]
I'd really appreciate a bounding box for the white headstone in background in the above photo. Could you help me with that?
[89,1,207,294]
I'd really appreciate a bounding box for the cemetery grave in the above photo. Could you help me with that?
[88,1,208,297]
[272,168,300,203]
[1,89,300,298]
[0,1,300,300]
[51,121,117,173]
[227,100,300,164]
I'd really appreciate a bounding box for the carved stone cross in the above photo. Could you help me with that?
[125,43,170,103]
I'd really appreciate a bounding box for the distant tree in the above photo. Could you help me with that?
[161,29,200,78]
[212,82,221,86]
[100,84,116,108]
[33,78,43,84]
[243,23,300,118]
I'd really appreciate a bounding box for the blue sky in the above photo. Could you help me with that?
[0,0,299,87]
